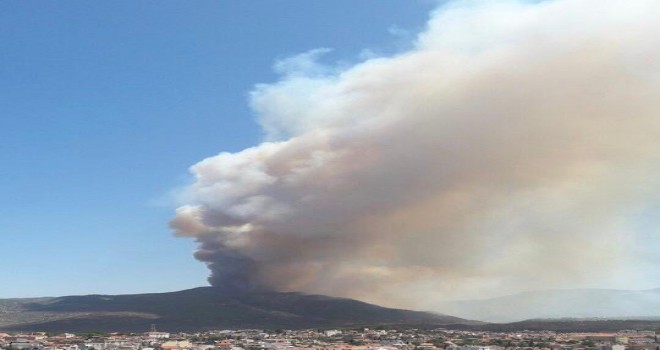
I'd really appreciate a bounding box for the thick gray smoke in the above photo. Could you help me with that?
[172,0,660,309]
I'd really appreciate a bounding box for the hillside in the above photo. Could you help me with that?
[0,287,475,332]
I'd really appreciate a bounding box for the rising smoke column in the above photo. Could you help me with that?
[172,0,660,308]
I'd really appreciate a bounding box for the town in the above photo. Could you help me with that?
[2,328,658,350]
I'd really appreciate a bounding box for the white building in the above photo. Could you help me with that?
[146,332,170,340]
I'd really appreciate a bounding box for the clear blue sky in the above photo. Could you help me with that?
[0,1,437,297]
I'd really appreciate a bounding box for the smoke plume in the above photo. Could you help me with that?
[172,0,660,309]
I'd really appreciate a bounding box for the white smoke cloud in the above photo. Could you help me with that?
[172,0,660,310]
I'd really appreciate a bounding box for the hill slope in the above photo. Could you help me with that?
[0,287,474,332]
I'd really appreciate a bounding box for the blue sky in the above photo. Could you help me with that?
[0,1,437,297]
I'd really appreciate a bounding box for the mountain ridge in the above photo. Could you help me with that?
[0,287,477,332]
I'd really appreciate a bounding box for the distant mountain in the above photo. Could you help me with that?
[440,288,660,323]
[0,287,476,332]
[447,318,660,332]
